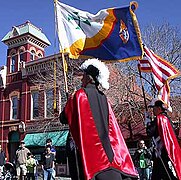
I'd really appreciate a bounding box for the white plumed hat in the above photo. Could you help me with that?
[80,58,110,90]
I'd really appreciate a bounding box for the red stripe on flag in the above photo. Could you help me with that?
[150,51,177,78]
[140,45,179,111]
[144,47,179,78]
[143,46,179,90]
[139,58,152,72]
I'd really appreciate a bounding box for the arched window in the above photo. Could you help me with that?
[30,50,36,61]
[45,89,54,118]
[38,53,42,58]
[31,91,39,119]
[37,50,43,58]
[11,96,18,119]
[19,49,24,62]
[11,53,16,73]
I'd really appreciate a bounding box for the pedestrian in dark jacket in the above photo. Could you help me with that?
[133,140,152,180]
[42,145,55,180]
[146,98,181,179]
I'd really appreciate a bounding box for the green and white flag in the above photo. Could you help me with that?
[54,0,143,61]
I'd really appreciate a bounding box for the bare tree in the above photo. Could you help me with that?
[142,22,181,95]
[27,22,181,140]
[105,63,146,140]
[117,22,181,105]
[109,22,181,140]
[141,22,181,127]
[26,56,83,133]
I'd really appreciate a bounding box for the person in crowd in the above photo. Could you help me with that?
[45,139,56,156]
[45,139,56,179]
[26,152,37,180]
[42,145,55,180]
[133,140,152,180]
[60,59,138,180]
[34,157,39,180]
[146,98,181,179]
[0,145,7,178]
[15,140,30,180]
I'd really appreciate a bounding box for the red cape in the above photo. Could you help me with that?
[157,114,181,179]
[65,89,138,180]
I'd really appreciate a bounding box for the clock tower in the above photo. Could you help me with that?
[2,20,51,75]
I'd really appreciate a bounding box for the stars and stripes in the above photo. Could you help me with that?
[139,46,179,111]
[140,46,179,91]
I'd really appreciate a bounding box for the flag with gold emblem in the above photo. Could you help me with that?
[54,1,143,62]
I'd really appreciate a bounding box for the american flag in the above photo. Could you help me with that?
[139,46,179,111]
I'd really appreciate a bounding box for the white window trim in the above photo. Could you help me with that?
[18,53,24,71]
[30,50,36,61]
[44,91,47,118]
[44,89,54,118]
[31,91,39,120]
[11,55,16,73]
[11,96,18,120]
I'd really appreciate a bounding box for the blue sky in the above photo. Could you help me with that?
[0,0,180,66]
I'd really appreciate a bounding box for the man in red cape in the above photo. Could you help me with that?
[60,59,138,180]
[147,99,181,180]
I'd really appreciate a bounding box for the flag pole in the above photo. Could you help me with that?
[137,63,148,111]
[53,58,57,111]
[53,0,57,112]
[54,0,69,99]
[61,52,69,99]
[138,63,172,180]
[60,51,81,180]
[54,2,81,179]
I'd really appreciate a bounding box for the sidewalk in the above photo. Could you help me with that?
[35,175,71,180]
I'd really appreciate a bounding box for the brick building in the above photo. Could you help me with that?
[0,21,69,176]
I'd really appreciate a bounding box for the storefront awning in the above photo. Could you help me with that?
[24,131,69,147]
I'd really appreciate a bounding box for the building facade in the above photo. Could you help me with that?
[0,21,69,176]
